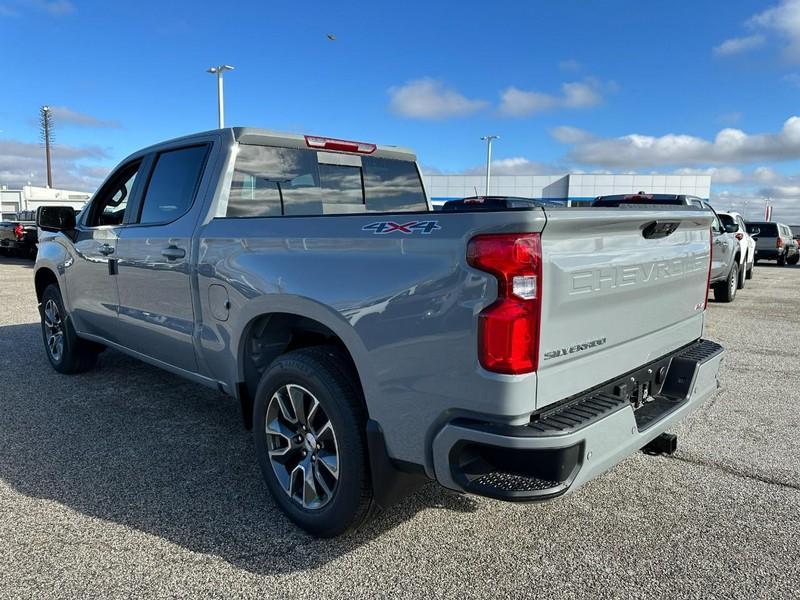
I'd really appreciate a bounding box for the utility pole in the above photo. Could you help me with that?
[480,135,499,196]
[206,65,234,128]
[40,105,53,188]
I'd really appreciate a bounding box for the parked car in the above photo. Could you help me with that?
[593,193,741,302]
[0,210,37,258]
[717,211,755,283]
[441,196,558,211]
[745,221,799,266]
[34,128,724,537]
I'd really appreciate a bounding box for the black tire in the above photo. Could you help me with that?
[737,260,746,289]
[713,262,738,303]
[252,346,374,537]
[40,284,101,374]
[788,254,799,266]
[745,263,753,279]
[778,253,786,266]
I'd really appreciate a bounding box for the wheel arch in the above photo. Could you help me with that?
[232,300,373,430]
[34,267,59,304]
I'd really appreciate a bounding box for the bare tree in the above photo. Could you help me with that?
[40,105,54,188]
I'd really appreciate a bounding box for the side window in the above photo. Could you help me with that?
[138,145,209,225]
[86,161,140,227]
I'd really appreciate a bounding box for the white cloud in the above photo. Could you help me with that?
[0,138,109,191]
[47,106,120,128]
[388,78,487,119]
[558,59,582,71]
[748,0,800,61]
[553,116,800,167]
[673,167,744,184]
[0,0,74,16]
[712,34,765,56]
[562,81,602,108]
[499,79,606,117]
[498,87,557,116]
[550,125,593,144]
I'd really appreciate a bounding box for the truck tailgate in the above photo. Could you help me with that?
[536,208,712,408]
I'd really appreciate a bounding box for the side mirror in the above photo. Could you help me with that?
[724,223,738,234]
[37,206,76,232]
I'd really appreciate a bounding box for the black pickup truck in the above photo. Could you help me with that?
[0,210,38,258]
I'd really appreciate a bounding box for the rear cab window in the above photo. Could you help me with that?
[747,223,777,236]
[225,145,427,218]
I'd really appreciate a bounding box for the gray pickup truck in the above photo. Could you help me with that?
[34,128,724,536]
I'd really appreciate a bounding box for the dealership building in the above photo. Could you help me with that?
[421,173,712,207]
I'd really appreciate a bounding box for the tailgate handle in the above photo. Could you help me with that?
[642,221,680,239]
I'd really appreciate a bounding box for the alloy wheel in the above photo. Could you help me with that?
[265,384,340,510]
[43,299,65,362]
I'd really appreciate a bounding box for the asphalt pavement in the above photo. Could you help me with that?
[0,256,798,599]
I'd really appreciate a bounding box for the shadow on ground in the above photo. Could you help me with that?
[0,322,478,575]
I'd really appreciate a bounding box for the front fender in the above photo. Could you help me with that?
[34,236,72,308]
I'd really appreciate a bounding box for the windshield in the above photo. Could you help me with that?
[592,194,685,207]
[718,214,735,229]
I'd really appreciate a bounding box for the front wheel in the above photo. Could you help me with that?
[788,254,799,266]
[252,346,375,537]
[40,284,101,374]
[713,262,738,303]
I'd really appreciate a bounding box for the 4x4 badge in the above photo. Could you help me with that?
[362,220,441,234]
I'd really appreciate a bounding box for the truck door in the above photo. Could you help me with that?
[114,143,213,373]
[67,160,142,342]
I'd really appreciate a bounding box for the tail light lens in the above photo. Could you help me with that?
[467,233,542,374]
[735,232,744,241]
[13,224,24,240]
[776,237,784,249]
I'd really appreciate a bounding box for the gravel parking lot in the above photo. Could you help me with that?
[0,257,798,599]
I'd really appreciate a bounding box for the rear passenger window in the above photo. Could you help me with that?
[225,144,426,217]
[138,145,209,224]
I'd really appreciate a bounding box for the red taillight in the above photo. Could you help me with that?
[13,224,24,240]
[705,227,712,310]
[304,135,376,154]
[467,233,541,374]
[735,232,744,241]
[776,237,783,249]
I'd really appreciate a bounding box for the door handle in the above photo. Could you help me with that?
[161,245,186,260]
[98,243,115,256]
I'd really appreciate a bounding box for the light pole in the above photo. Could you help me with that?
[206,65,234,128]
[480,135,499,196]
[40,106,53,188]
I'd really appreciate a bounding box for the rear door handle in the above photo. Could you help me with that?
[161,246,186,260]
[98,243,115,256]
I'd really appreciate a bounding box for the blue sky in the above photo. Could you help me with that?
[4,0,800,219]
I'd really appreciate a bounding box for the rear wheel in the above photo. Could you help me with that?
[778,253,786,266]
[252,346,374,537]
[40,284,101,374]
[713,262,738,303]
[737,260,746,289]
[745,262,753,279]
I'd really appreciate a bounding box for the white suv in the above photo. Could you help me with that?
[718,211,755,285]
